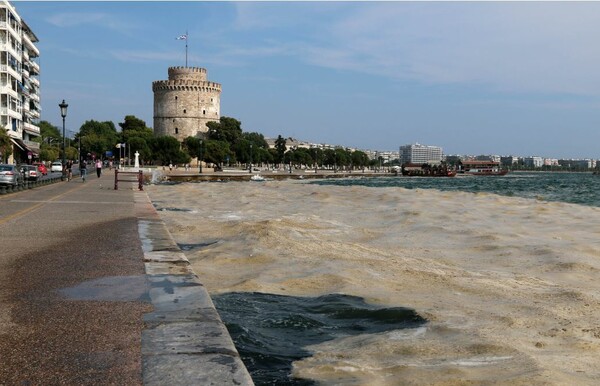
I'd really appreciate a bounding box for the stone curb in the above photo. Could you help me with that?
[135,193,254,386]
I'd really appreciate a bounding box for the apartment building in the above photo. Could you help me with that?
[0,0,40,164]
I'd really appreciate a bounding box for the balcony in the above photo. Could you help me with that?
[0,41,20,60]
[30,61,40,74]
[23,139,40,152]
[0,84,17,98]
[0,64,21,80]
[23,122,39,135]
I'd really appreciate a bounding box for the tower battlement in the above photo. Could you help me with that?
[168,66,207,81]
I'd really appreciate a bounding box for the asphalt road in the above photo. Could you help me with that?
[0,171,151,384]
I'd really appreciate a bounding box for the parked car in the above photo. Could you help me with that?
[34,162,48,175]
[50,161,63,173]
[0,164,24,186]
[19,164,39,181]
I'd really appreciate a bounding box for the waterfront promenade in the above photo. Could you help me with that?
[0,171,253,385]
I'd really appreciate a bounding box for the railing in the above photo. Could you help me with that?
[114,169,144,191]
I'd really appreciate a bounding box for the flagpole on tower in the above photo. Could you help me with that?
[176,32,189,67]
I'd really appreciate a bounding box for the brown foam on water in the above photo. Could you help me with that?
[147,180,600,385]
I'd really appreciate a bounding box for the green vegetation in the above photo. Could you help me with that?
[0,128,12,163]
[28,114,375,170]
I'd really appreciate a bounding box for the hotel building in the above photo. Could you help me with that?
[399,143,443,164]
[0,0,40,164]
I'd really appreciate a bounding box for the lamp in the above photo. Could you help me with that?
[59,100,68,180]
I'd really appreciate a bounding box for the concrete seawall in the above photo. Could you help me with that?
[134,191,254,385]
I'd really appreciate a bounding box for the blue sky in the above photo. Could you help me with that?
[14,1,600,159]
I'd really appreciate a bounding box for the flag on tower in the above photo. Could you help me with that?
[176,34,187,40]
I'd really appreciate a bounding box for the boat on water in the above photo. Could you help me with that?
[250,174,266,181]
[400,163,457,177]
[457,160,508,176]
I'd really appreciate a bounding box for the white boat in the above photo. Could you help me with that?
[250,174,265,181]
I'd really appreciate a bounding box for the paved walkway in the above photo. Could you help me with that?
[0,170,252,385]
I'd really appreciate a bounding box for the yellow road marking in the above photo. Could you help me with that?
[0,183,86,226]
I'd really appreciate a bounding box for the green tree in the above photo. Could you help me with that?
[203,140,231,166]
[38,120,61,143]
[351,150,369,168]
[39,147,59,162]
[182,136,203,159]
[76,120,119,159]
[274,135,286,164]
[150,136,189,165]
[207,117,242,144]
[119,115,154,143]
[128,136,152,163]
[0,128,12,163]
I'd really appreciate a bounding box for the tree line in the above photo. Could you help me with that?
[24,115,376,170]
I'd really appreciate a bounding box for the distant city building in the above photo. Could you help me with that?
[524,156,544,168]
[1,0,41,164]
[501,156,519,167]
[399,143,443,164]
[558,159,595,169]
[152,66,221,142]
[543,158,559,166]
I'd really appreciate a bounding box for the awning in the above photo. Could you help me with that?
[10,137,24,151]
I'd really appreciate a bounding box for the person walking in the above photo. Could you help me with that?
[95,159,102,178]
[66,160,73,181]
[80,160,87,182]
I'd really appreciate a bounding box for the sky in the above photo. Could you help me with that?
[13,0,600,159]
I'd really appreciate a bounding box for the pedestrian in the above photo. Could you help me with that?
[169,162,173,172]
[96,159,102,178]
[80,160,87,182]
[66,160,73,181]
[109,160,113,170]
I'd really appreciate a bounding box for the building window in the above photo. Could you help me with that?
[175,128,179,134]
[203,109,206,115]
[175,96,178,100]
[183,109,186,114]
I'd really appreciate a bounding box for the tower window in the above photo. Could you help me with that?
[175,96,178,100]
[203,109,206,115]
[175,128,179,134]
[183,109,187,114]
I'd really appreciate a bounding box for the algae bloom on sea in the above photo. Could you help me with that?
[147,174,600,385]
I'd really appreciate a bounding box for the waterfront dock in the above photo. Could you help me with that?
[0,171,253,385]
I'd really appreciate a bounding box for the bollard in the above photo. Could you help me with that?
[114,169,118,190]
[138,170,144,191]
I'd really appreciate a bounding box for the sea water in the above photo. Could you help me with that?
[147,172,600,385]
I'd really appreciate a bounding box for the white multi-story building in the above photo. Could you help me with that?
[399,143,443,164]
[523,156,544,168]
[0,0,40,164]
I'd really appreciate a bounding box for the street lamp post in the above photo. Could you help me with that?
[249,143,253,174]
[59,100,68,180]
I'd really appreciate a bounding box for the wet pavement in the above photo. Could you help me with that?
[0,171,151,384]
[0,169,253,385]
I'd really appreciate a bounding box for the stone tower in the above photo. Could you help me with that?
[152,66,221,141]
